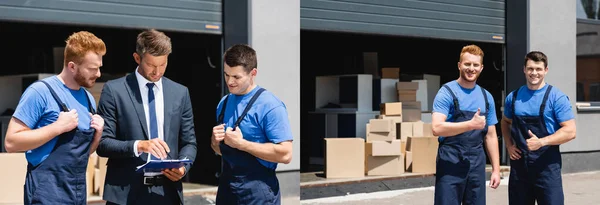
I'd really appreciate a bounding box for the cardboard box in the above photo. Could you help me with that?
[378,115,403,123]
[396,82,419,90]
[87,152,98,196]
[365,143,404,176]
[325,138,365,178]
[380,102,402,116]
[396,123,413,141]
[407,136,438,173]
[402,102,422,122]
[411,75,440,112]
[423,123,434,137]
[366,123,396,141]
[381,67,400,79]
[403,108,421,122]
[97,156,108,196]
[0,153,27,204]
[405,151,413,171]
[412,121,424,137]
[367,140,402,156]
[398,90,417,102]
[368,119,395,132]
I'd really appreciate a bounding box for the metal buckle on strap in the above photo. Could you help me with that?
[144,177,153,185]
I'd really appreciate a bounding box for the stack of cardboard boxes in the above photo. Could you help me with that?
[87,152,108,197]
[365,117,404,176]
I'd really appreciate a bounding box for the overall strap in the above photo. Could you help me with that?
[539,85,554,117]
[83,89,96,115]
[443,85,460,111]
[217,95,230,124]
[480,86,490,113]
[39,80,69,112]
[216,88,266,129]
[39,80,96,114]
[233,88,266,130]
[511,87,520,118]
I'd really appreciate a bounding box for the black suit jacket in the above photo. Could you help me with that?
[96,73,197,205]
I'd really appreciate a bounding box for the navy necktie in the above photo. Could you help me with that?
[146,83,159,160]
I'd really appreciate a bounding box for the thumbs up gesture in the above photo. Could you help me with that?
[469,108,486,130]
[526,130,546,151]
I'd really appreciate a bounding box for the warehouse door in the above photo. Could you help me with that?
[301,0,505,43]
[0,0,222,34]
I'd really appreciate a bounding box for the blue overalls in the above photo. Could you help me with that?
[215,88,281,205]
[508,85,564,205]
[24,81,95,205]
[434,85,489,205]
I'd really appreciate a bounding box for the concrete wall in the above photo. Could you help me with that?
[528,0,576,108]
[527,1,599,153]
[249,0,301,204]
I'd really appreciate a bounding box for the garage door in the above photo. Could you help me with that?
[0,0,221,34]
[301,0,505,43]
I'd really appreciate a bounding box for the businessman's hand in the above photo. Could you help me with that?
[469,108,486,130]
[163,167,186,182]
[138,138,170,159]
[56,109,78,133]
[224,127,248,150]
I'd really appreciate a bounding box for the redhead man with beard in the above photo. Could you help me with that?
[431,44,501,205]
[4,31,106,204]
[211,44,293,205]
[501,51,576,205]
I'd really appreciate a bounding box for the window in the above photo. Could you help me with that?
[576,18,600,102]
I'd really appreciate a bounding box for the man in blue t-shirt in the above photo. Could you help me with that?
[501,51,576,205]
[211,44,293,205]
[432,44,501,205]
[4,31,106,204]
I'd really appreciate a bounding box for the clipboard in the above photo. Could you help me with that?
[135,159,192,173]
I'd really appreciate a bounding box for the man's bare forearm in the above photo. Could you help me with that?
[541,119,576,146]
[500,117,514,147]
[5,119,63,152]
[211,142,222,155]
[484,128,500,173]
[432,121,474,137]
[240,141,292,164]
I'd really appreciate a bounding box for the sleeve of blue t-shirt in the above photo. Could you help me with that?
[504,91,515,119]
[432,87,453,117]
[261,105,293,144]
[553,94,575,123]
[215,96,227,123]
[485,90,498,126]
[12,84,46,128]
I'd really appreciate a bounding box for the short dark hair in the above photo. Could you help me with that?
[524,51,548,68]
[223,44,257,73]
[136,29,172,57]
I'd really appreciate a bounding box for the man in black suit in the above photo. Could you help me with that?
[96,29,197,205]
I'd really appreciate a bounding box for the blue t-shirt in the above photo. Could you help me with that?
[504,84,574,135]
[433,80,498,138]
[12,76,95,166]
[215,86,293,170]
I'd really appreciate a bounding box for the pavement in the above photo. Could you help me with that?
[300,171,600,205]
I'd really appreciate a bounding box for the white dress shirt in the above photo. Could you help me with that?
[132,68,165,176]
